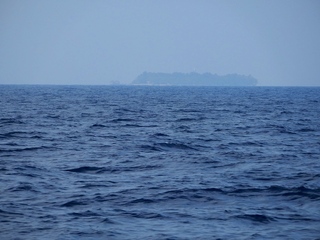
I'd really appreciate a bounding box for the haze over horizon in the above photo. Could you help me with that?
[1,0,320,86]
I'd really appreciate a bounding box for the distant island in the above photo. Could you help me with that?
[132,72,258,86]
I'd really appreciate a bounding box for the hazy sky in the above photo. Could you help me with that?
[1,0,320,86]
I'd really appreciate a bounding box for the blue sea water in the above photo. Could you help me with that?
[0,85,320,239]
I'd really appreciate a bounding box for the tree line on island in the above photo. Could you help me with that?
[132,72,258,86]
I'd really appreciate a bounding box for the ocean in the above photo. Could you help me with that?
[0,85,319,239]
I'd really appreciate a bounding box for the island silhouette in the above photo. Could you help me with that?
[132,72,258,86]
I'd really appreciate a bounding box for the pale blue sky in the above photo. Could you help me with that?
[1,0,319,86]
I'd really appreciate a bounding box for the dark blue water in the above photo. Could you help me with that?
[1,85,320,239]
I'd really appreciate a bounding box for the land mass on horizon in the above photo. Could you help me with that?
[132,72,258,86]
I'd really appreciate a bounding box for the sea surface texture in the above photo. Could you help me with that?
[0,86,320,240]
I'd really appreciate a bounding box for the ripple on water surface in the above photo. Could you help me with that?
[0,86,320,239]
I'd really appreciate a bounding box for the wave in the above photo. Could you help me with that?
[0,131,45,139]
[65,166,107,174]
[152,133,170,137]
[110,118,135,123]
[175,117,203,122]
[298,128,315,132]
[65,164,162,174]
[68,210,101,217]
[7,183,38,192]
[0,117,25,125]
[89,123,108,128]
[114,209,167,219]
[60,200,89,207]
[158,142,198,151]
[227,185,320,200]
[0,209,24,216]
[140,144,162,151]
[122,186,320,205]
[235,214,275,223]
[0,146,55,153]
[139,142,198,151]
[267,185,320,200]
[91,122,157,129]
[101,217,117,224]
